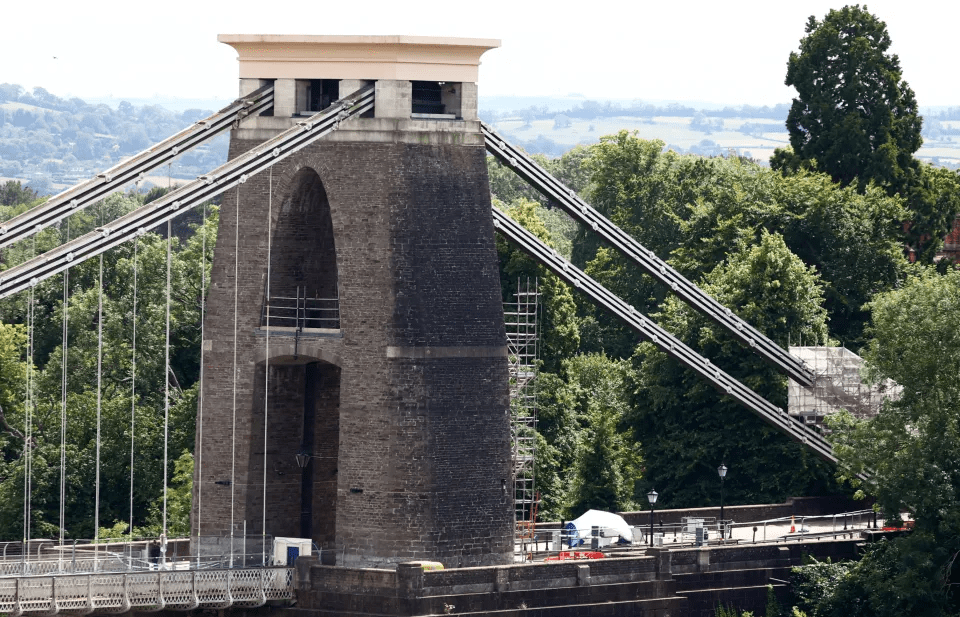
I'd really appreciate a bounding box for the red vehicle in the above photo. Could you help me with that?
[545,551,605,561]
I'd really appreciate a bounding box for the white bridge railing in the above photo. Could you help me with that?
[0,567,294,615]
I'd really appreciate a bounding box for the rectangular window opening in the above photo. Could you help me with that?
[308,79,341,113]
[411,81,460,119]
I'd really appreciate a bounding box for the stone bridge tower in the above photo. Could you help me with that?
[194,35,512,568]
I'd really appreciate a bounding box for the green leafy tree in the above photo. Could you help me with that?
[777,5,922,196]
[774,5,960,262]
[792,537,950,617]
[560,354,641,517]
[905,165,960,263]
[496,198,580,373]
[671,163,907,349]
[631,232,837,507]
[487,147,588,261]
[790,557,855,616]
[825,266,960,615]
[139,450,194,537]
[0,180,40,207]
[573,133,695,357]
[573,135,906,351]
[0,195,216,540]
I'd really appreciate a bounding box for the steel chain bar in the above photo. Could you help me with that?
[491,207,845,469]
[0,86,275,250]
[0,87,374,300]
[481,122,815,387]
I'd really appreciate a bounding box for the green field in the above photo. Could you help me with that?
[491,115,960,167]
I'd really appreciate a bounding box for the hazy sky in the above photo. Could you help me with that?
[4,0,957,107]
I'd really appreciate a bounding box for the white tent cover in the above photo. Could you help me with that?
[566,509,634,545]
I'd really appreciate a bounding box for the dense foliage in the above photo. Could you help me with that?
[0,188,214,539]
[631,232,837,508]
[799,268,960,616]
[771,6,960,262]
[491,127,916,517]
[777,6,922,195]
[0,84,226,193]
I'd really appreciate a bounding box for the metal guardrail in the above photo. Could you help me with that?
[0,85,275,250]
[518,509,885,559]
[0,567,293,615]
[261,287,340,330]
[482,122,816,388]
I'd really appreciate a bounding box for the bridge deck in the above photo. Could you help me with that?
[0,565,293,615]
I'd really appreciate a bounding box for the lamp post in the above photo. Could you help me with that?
[718,463,728,540]
[295,451,310,469]
[647,489,658,547]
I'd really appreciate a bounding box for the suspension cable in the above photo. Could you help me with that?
[95,204,104,546]
[59,219,69,559]
[230,185,240,567]
[24,237,36,562]
[129,236,138,545]
[162,220,171,556]
[262,166,272,566]
[22,284,30,558]
[197,200,207,565]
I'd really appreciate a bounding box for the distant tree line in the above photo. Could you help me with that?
[480,100,793,125]
[0,84,227,194]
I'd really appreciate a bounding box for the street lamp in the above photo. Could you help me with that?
[718,463,728,540]
[647,489,658,547]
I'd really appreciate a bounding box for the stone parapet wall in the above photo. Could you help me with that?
[285,537,861,616]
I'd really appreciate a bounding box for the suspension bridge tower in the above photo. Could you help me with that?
[195,35,512,568]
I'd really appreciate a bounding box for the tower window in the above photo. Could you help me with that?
[412,81,444,114]
[309,79,341,112]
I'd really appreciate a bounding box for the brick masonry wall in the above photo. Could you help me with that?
[262,537,864,616]
[193,133,512,568]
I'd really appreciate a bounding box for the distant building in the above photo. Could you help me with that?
[788,346,899,432]
[940,215,960,262]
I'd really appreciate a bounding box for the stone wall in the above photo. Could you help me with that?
[193,126,512,568]
[284,537,862,616]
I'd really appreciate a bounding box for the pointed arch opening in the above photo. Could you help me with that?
[262,167,340,331]
[253,167,341,558]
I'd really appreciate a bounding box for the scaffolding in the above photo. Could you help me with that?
[504,278,540,538]
[788,346,899,431]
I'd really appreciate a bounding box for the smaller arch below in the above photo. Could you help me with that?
[253,337,343,368]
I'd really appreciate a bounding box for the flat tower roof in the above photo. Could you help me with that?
[218,34,501,83]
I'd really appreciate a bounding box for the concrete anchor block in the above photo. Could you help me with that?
[295,555,317,591]
[397,562,425,598]
[495,568,509,592]
[577,564,591,586]
[653,548,673,580]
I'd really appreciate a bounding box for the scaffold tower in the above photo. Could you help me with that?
[504,278,540,537]
[788,346,899,431]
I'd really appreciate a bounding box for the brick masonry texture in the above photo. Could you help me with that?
[271,537,861,616]
[192,133,512,568]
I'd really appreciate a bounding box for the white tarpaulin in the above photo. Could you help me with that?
[565,510,635,546]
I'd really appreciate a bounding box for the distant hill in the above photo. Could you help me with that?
[0,83,228,195]
[479,95,960,168]
[2,84,958,197]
